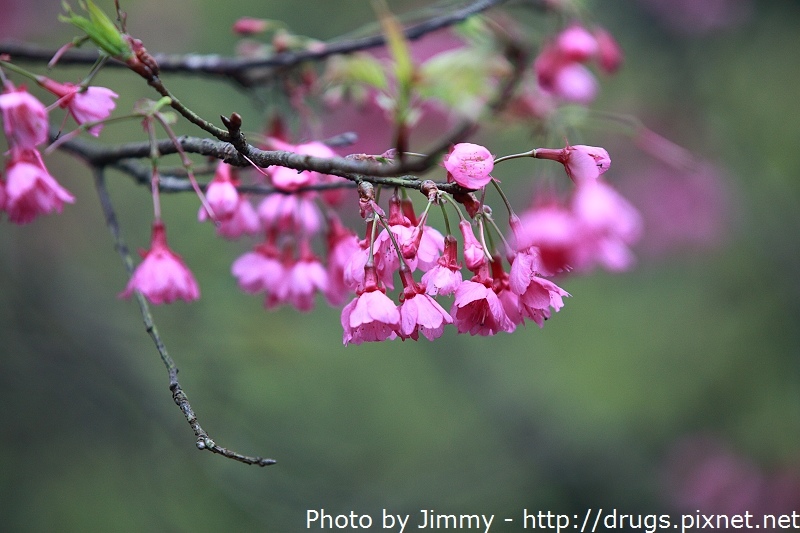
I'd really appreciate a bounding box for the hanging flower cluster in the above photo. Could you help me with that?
[0,1,651,346]
[0,75,117,224]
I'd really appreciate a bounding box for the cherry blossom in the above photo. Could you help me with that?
[341,266,400,345]
[535,144,611,183]
[38,78,118,136]
[444,143,494,189]
[3,149,74,224]
[451,273,515,336]
[0,86,48,149]
[120,222,200,304]
[421,235,463,296]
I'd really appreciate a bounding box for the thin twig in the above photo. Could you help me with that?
[0,0,519,86]
[92,166,276,467]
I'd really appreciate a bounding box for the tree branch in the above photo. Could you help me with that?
[92,166,276,467]
[0,0,522,86]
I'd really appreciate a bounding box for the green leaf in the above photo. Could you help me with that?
[60,0,131,59]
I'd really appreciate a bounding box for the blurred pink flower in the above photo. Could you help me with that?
[0,86,49,149]
[231,240,283,294]
[198,162,240,222]
[571,179,643,272]
[232,17,269,35]
[214,197,261,239]
[3,149,74,224]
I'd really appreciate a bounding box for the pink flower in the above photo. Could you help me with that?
[324,216,361,306]
[198,162,240,222]
[451,279,515,336]
[257,193,321,235]
[120,222,200,304]
[341,266,400,345]
[421,235,463,296]
[444,143,494,189]
[512,205,579,276]
[232,17,269,35]
[231,240,283,294]
[283,240,328,312]
[535,144,611,183]
[39,78,118,136]
[399,291,452,341]
[533,24,621,104]
[0,86,48,149]
[508,248,569,327]
[0,176,6,212]
[214,197,261,239]
[458,220,487,272]
[571,179,642,272]
[556,25,599,61]
[266,140,337,192]
[396,268,452,340]
[594,27,623,73]
[550,63,598,105]
[3,149,75,224]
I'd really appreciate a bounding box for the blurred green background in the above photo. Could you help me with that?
[1,0,799,531]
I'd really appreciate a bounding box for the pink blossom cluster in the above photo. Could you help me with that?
[534,24,622,105]
[0,76,118,224]
[120,138,641,345]
[0,84,72,223]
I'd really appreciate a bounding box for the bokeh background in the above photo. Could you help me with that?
[1,0,798,530]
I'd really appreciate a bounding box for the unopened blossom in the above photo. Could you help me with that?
[550,63,598,105]
[535,144,611,183]
[421,235,463,296]
[232,17,270,35]
[120,222,200,304]
[3,149,75,224]
[398,269,452,341]
[556,24,599,61]
[341,266,400,345]
[198,162,240,222]
[458,220,487,272]
[231,239,284,294]
[38,78,118,136]
[594,27,623,73]
[444,143,494,189]
[0,87,48,149]
[534,24,621,104]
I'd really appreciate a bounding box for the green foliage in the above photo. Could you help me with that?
[60,0,131,59]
